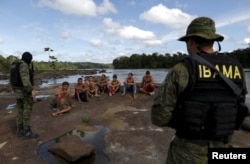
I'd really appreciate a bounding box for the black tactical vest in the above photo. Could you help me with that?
[10,61,34,87]
[173,53,244,141]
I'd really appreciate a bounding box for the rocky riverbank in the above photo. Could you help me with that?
[0,70,250,163]
[0,69,104,93]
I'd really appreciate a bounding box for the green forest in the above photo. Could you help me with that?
[0,47,249,72]
[113,47,250,69]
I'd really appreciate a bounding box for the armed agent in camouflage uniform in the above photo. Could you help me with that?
[151,17,248,163]
[12,52,39,139]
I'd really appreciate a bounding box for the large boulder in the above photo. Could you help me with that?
[49,135,95,162]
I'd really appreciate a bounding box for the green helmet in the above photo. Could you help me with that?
[178,17,224,42]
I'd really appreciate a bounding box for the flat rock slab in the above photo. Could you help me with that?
[49,135,95,162]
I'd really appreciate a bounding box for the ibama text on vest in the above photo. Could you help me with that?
[198,65,242,79]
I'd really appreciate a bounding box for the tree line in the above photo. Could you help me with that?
[112,52,186,69]
[112,47,250,69]
[0,55,112,73]
[0,47,249,73]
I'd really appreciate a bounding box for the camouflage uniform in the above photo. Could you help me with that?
[151,17,248,164]
[13,52,38,139]
[14,60,34,129]
[151,62,189,127]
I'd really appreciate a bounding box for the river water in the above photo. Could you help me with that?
[1,68,249,99]
[39,68,250,97]
[1,68,250,101]
[38,69,168,87]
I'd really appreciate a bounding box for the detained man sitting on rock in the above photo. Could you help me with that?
[74,77,88,103]
[52,81,72,117]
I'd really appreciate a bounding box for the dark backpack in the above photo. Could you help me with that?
[10,61,23,87]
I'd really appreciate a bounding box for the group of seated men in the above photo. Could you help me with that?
[74,74,122,102]
[51,71,156,116]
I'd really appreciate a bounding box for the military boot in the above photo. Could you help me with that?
[23,126,39,139]
[16,124,23,138]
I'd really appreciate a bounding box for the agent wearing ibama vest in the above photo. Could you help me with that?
[151,17,248,163]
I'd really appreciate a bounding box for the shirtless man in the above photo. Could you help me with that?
[122,72,137,99]
[108,74,121,96]
[139,70,155,95]
[97,74,108,94]
[86,76,100,97]
[74,78,88,103]
[52,81,72,116]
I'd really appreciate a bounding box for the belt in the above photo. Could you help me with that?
[187,139,225,146]
[177,135,230,146]
[175,137,228,148]
[177,133,229,141]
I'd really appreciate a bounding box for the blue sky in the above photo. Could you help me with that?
[0,0,250,63]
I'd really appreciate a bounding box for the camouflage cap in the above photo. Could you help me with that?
[178,17,224,42]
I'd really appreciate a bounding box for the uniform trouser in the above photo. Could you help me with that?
[16,96,33,128]
[166,136,229,164]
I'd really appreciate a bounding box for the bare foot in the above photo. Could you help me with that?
[149,91,155,96]
[52,112,57,117]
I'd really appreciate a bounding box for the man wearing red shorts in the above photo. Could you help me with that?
[139,70,155,95]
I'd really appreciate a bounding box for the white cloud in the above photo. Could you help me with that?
[97,0,117,15]
[118,26,162,46]
[216,12,250,28]
[142,39,163,46]
[60,31,71,40]
[38,0,96,16]
[103,18,121,34]
[140,3,194,29]
[243,38,250,45]
[38,0,116,17]
[103,18,162,46]
[118,26,155,40]
[89,39,102,47]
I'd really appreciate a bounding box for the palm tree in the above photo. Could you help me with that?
[44,47,54,62]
